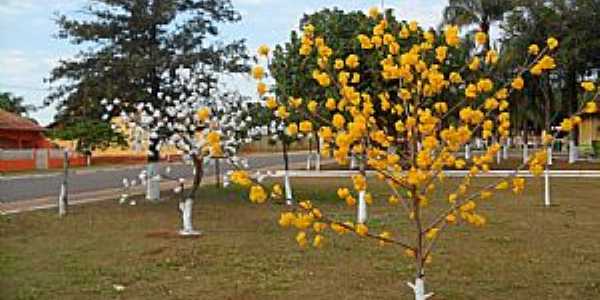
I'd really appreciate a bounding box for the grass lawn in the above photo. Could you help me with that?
[1,177,599,299]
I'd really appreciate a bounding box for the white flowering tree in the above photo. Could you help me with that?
[106,67,270,235]
[232,7,600,299]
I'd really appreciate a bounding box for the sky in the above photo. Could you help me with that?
[0,0,450,125]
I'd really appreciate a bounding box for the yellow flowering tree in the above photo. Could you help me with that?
[237,7,599,299]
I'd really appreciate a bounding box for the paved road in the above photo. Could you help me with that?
[0,152,310,203]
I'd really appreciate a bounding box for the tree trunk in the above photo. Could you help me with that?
[357,141,367,224]
[522,123,529,164]
[58,150,69,217]
[283,141,293,205]
[306,136,313,170]
[315,133,321,171]
[179,155,203,236]
[408,277,433,300]
[566,67,578,163]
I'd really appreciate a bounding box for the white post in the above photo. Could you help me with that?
[284,170,293,205]
[476,138,483,150]
[568,139,577,164]
[544,168,551,207]
[522,144,529,164]
[408,277,433,300]
[179,198,201,236]
[357,190,367,224]
[146,162,160,201]
[547,146,553,166]
[502,143,508,160]
[464,144,471,160]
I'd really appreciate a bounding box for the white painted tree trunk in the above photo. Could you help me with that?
[568,139,577,164]
[306,154,313,170]
[547,146,553,166]
[316,137,323,171]
[86,155,91,166]
[58,184,67,217]
[357,190,367,224]
[475,138,483,149]
[502,144,508,160]
[350,155,357,169]
[284,170,293,205]
[179,198,201,236]
[408,278,433,300]
[146,162,160,201]
[464,144,471,160]
[315,152,321,171]
[496,148,501,164]
[522,145,529,164]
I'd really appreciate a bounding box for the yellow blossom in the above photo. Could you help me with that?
[547,37,559,50]
[299,121,313,133]
[196,107,210,122]
[581,81,596,92]
[475,31,487,45]
[251,65,265,80]
[345,54,360,69]
[257,44,270,56]
[296,231,307,247]
[249,185,267,204]
[528,44,539,55]
[257,82,267,95]
[313,235,324,248]
[511,76,524,90]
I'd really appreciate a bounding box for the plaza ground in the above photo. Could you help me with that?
[1,177,599,299]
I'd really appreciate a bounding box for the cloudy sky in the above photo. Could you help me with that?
[0,0,449,125]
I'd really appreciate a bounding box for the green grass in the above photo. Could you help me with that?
[1,178,600,299]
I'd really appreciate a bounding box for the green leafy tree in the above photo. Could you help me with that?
[48,120,128,156]
[0,91,34,116]
[47,0,250,162]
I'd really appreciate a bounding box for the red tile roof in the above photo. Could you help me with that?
[0,109,45,131]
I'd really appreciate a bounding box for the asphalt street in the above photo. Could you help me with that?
[0,152,310,203]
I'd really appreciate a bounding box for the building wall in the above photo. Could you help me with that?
[0,129,51,149]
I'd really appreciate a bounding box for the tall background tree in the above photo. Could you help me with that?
[0,91,34,116]
[500,0,600,160]
[443,0,514,50]
[48,0,249,199]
